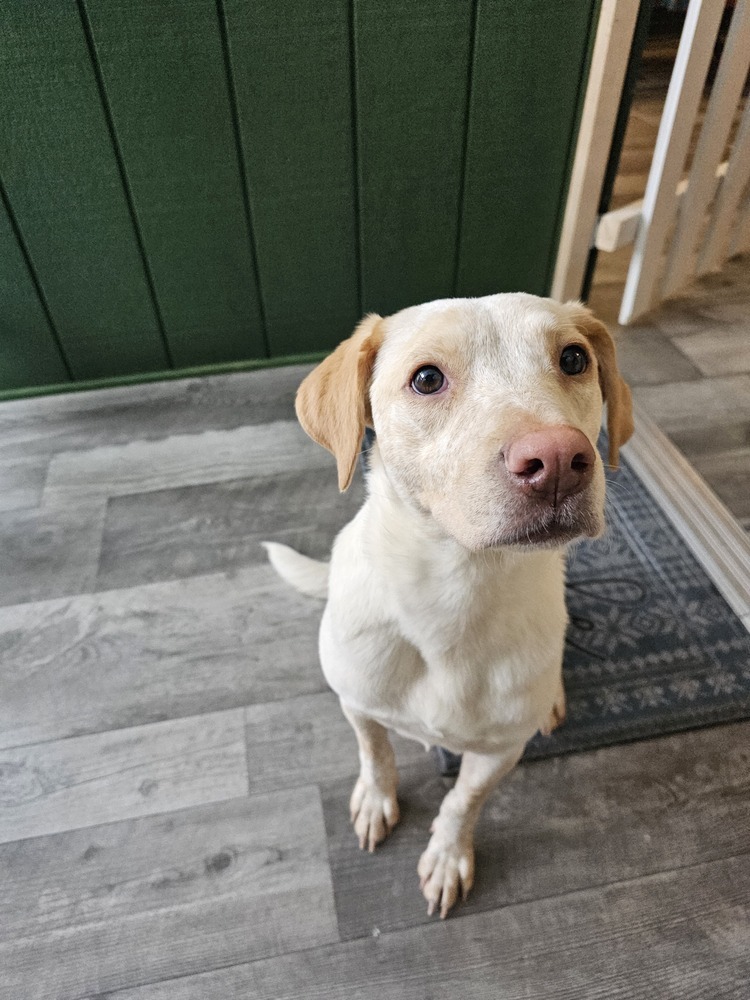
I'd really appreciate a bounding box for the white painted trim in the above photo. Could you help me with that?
[703,94,750,268]
[595,199,643,253]
[551,0,639,302]
[619,0,725,323]
[622,404,750,632]
[661,0,750,298]
[729,195,750,258]
[596,163,727,253]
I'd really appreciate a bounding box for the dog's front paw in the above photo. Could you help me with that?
[349,778,399,853]
[418,834,474,919]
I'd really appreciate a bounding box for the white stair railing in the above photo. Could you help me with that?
[594,0,750,324]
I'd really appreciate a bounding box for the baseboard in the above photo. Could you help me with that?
[0,351,327,402]
[622,404,750,632]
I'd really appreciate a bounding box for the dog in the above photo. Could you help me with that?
[264,293,633,918]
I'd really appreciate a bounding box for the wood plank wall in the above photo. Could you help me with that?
[0,0,598,394]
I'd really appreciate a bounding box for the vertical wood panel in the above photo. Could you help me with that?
[0,188,71,390]
[83,0,267,367]
[355,0,474,314]
[0,1,602,389]
[225,0,360,356]
[456,0,598,298]
[0,3,169,379]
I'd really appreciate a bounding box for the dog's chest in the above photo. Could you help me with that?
[322,540,568,753]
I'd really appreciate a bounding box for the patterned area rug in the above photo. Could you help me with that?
[526,444,750,759]
[436,438,750,773]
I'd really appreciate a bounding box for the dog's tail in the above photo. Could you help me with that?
[261,542,329,599]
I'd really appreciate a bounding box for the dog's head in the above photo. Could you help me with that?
[296,294,633,551]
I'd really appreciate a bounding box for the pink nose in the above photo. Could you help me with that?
[504,426,595,503]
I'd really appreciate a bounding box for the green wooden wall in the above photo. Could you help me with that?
[0,0,599,395]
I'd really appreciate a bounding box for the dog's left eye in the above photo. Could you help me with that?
[411,366,445,395]
[559,345,589,376]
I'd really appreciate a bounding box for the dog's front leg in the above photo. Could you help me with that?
[419,746,524,918]
[341,703,400,852]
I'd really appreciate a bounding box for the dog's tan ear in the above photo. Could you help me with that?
[567,304,634,468]
[295,314,384,491]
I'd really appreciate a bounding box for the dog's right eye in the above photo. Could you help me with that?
[411,366,445,395]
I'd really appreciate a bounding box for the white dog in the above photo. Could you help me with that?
[265,293,633,918]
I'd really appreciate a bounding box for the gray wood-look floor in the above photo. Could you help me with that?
[2,37,750,1000]
[2,357,750,1000]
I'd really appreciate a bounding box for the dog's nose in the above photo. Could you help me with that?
[504,427,595,503]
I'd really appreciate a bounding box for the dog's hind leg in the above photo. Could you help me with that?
[418,744,525,918]
[341,703,400,853]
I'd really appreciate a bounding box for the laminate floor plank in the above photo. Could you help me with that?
[613,327,702,386]
[78,853,750,1000]
[689,448,750,523]
[673,327,750,378]
[0,788,338,1000]
[42,421,332,508]
[0,709,248,843]
[96,466,362,590]
[0,501,105,606]
[650,259,750,340]
[668,421,750,456]
[321,721,750,941]
[0,455,48,512]
[632,375,750,435]
[0,365,311,461]
[244,691,426,796]
[0,566,325,749]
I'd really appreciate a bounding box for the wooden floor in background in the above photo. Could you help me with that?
[1,353,749,999]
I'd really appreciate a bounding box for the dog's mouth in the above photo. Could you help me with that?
[488,495,603,549]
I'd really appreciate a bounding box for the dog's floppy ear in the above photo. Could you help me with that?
[567,304,634,468]
[296,314,384,491]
